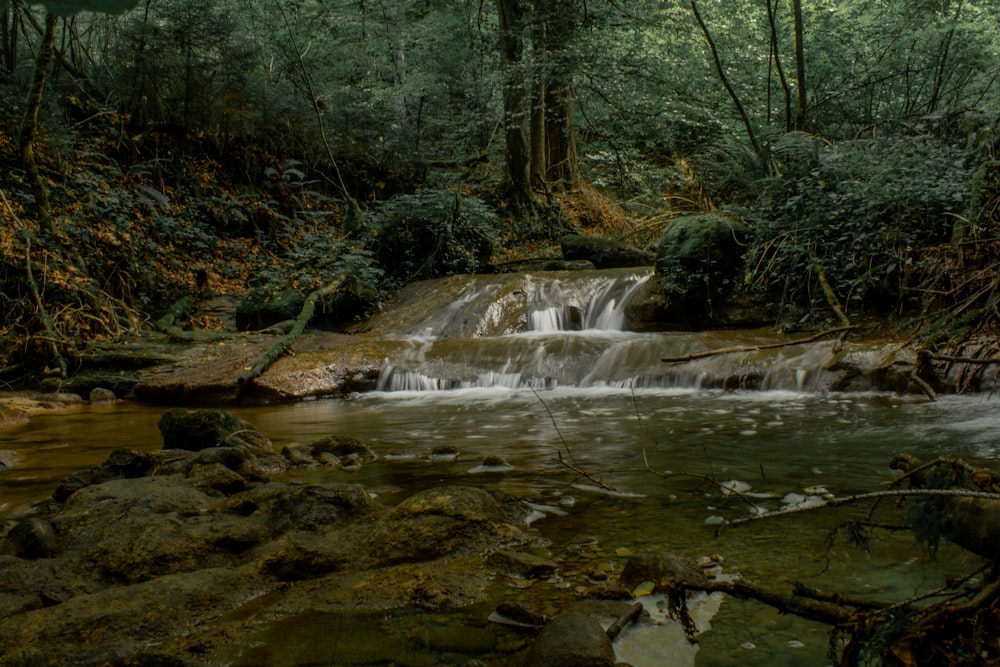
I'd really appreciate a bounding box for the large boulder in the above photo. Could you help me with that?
[157,407,273,455]
[655,212,752,325]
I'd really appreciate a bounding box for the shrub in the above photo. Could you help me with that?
[370,189,500,285]
[746,133,973,319]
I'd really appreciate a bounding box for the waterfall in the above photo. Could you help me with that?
[370,268,907,393]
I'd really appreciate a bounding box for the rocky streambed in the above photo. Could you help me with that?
[0,407,706,667]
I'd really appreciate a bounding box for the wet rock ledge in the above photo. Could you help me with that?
[0,408,537,666]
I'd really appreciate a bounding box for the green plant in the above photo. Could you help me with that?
[371,189,500,286]
[745,133,974,321]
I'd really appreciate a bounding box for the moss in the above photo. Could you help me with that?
[655,212,748,305]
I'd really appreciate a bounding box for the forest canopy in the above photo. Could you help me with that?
[1,0,999,379]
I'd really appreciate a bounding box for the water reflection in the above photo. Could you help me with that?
[0,388,995,665]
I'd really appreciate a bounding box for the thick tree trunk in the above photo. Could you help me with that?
[535,0,580,190]
[496,0,533,212]
[544,79,579,187]
[1,1,18,73]
[20,11,57,234]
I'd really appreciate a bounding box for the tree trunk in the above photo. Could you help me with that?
[765,0,792,132]
[19,11,58,235]
[496,0,533,211]
[1,1,18,73]
[791,0,807,131]
[536,0,580,190]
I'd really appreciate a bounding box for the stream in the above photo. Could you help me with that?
[1,268,997,666]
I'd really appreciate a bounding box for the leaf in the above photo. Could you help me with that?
[25,0,140,16]
[631,581,655,597]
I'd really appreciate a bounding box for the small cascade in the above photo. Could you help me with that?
[368,268,906,394]
[525,272,650,332]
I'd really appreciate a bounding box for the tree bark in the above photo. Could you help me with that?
[496,0,534,212]
[19,11,57,235]
[538,0,580,189]
[1,0,18,73]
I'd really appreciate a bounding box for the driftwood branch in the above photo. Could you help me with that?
[727,488,1000,527]
[237,276,345,385]
[662,326,856,363]
[606,602,644,641]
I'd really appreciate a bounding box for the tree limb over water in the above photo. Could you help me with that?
[660,325,856,363]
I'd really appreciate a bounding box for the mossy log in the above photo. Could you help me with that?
[237,276,345,385]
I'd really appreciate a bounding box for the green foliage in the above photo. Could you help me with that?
[906,467,971,557]
[371,189,500,286]
[20,0,139,16]
[745,132,974,319]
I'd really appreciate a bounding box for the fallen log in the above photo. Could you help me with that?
[237,276,345,385]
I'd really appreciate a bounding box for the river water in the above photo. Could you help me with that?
[1,269,996,666]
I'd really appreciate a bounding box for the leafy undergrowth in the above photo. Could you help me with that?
[0,82,648,386]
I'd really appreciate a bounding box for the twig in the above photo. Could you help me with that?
[24,236,67,377]
[728,488,1000,527]
[662,326,857,363]
[927,351,1000,365]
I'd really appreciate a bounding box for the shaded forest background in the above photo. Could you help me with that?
[1,0,1000,382]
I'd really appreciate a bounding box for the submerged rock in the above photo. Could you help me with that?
[524,611,616,667]
[366,486,527,565]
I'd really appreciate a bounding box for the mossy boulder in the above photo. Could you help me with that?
[560,234,654,269]
[157,407,272,454]
[655,212,749,320]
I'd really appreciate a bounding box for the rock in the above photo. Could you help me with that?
[88,387,117,403]
[5,518,59,559]
[524,611,616,667]
[540,259,597,271]
[0,566,264,665]
[486,549,558,579]
[187,462,248,496]
[282,443,318,466]
[51,447,157,502]
[308,435,377,462]
[157,407,273,455]
[55,477,267,583]
[619,553,709,593]
[228,482,379,532]
[0,449,19,470]
[0,403,30,429]
[367,486,526,565]
[655,212,750,325]
[492,601,549,628]
[561,234,655,269]
[259,532,350,581]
